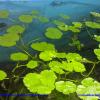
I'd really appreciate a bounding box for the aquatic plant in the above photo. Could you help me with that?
[0,10,100,100]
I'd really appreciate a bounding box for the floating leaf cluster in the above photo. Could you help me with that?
[23,70,57,94]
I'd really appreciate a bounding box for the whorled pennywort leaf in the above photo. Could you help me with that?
[31,42,55,51]
[72,22,82,28]
[18,15,33,23]
[39,50,57,61]
[85,21,100,29]
[49,61,65,74]
[0,32,20,47]
[0,70,7,81]
[0,10,9,18]
[45,27,63,39]
[52,20,65,26]
[38,16,49,23]
[0,36,16,47]
[55,81,76,94]
[7,25,25,34]
[59,14,70,19]
[23,70,57,94]
[57,25,69,31]
[94,49,100,60]
[66,53,82,62]
[62,61,86,72]
[10,52,28,61]
[76,77,100,100]
[90,12,100,18]
[26,60,38,69]
[31,10,39,15]
[68,26,80,33]
[94,35,100,42]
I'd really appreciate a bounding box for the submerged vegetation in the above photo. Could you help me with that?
[0,10,100,100]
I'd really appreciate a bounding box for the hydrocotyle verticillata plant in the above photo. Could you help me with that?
[0,10,100,100]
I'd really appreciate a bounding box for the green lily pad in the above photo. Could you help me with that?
[55,81,76,94]
[39,50,56,61]
[45,27,63,39]
[94,49,100,60]
[10,52,28,61]
[31,10,39,15]
[0,70,7,81]
[26,60,38,69]
[90,12,100,18]
[59,14,70,19]
[76,77,100,100]
[52,20,65,26]
[7,25,25,34]
[38,16,49,23]
[85,21,100,29]
[31,42,55,51]
[49,61,65,74]
[57,25,69,31]
[0,10,9,18]
[19,15,33,23]
[94,35,100,42]
[23,70,56,94]
[72,22,82,28]
[66,53,82,62]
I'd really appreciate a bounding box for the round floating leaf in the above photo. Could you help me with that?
[94,49,100,60]
[68,26,80,33]
[26,60,38,69]
[55,81,76,94]
[72,61,86,72]
[52,20,65,26]
[76,77,100,100]
[49,61,65,74]
[81,77,94,87]
[0,10,9,18]
[90,12,100,18]
[31,42,55,51]
[94,35,100,42]
[19,15,33,23]
[45,27,63,39]
[23,70,56,94]
[0,70,7,81]
[66,53,82,62]
[10,52,28,61]
[85,21,100,29]
[23,73,41,93]
[31,10,39,15]
[61,61,74,72]
[40,70,57,86]
[39,50,56,61]
[57,25,69,31]
[72,22,82,28]
[56,52,67,58]
[7,25,25,34]
[59,14,70,19]
[38,16,49,23]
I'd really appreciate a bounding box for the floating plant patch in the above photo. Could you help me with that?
[59,14,70,19]
[10,52,28,61]
[7,25,25,34]
[31,42,55,51]
[52,20,65,26]
[85,21,100,29]
[23,70,57,94]
[0,70,7,81]
[90,12,100,18]
[45,27,63,39]
[31,10,39,15]
[26,60,38,69]
[18,15,33,23]
[76,77,100,100]
[38,16,49,23]
[55,81,76,94]
[0,10,9,18]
